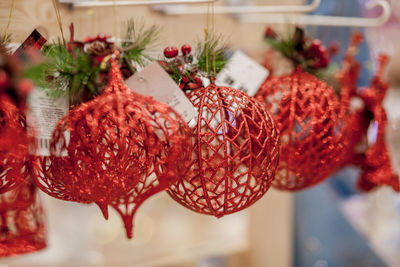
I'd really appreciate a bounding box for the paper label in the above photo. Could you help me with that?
[27,88,69,156]
[215,50,269,96]
[125,62,198,123]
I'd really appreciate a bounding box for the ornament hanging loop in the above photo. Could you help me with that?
[4,0,15,40]
[52,0,66,45]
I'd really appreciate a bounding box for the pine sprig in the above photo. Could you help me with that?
[122,19,160,68]
[264,27,331,73]
[25,21,160,106]
[195,33,227,78]
[0,34,11,55]
[25,43,106,105]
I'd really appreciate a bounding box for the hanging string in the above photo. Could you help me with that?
[4,0,15,40]
[88,9,96,36]
[113,0,118,41]
[211,2,216,78]
[204,0,211,76]
[52,0,65,44]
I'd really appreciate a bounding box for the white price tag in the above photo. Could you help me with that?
[27,88,69,156]
[125,62,198,123]
[216,50,269,96]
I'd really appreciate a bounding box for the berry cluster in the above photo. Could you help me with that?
[264,27,339,71]
[303,39,330,69]
[160,44,204,91]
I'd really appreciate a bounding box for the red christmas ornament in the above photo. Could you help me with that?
[329,33,363,166]
[341,55,399,191]
[0,179,47,257]
[256,70,343,190]
[0,51,33,163]
[168,85,280,217]
[32,56,192,238]
[0,95,30,194]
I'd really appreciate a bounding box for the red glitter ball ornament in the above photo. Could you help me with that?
[0,179,47,257]
[32,56,192,238]
[167,85,280,217]
[256,70,343,190]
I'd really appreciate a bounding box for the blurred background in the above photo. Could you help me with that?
[0,0,399,266]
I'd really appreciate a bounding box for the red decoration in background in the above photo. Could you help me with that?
[32,56,192,238]
[168,85,280,217]
[0,95,28,160]
[256,70,343,191]
[0,179,47,257]
[342,55,400,191]
[0,52,35,194]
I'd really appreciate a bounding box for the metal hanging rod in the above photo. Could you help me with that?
[59,0,218,8]
[155,0,321,15]
[240,0,391,28]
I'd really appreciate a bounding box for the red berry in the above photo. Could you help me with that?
[181,44,192,56]
[308,39,330,69]
[0,70,8,87]
[17,79,33,96]
[193,76,202,85]
[188,83,200,90]
[264,27,277,39]
[164,46,179,58]
[328,41,340,56]
[181,76,188,83]
[310,39,323,51]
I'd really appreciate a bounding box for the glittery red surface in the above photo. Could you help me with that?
[168,85,280,217]
[341,55,400,191]
[256,70,343,191]
[0,179,47,257]
[0,95,29,194]
[32,58,192,238]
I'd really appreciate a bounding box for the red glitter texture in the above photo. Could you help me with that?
[342,55,400,191]
[32,57,192,238]
[256,70,343,190]
[0,95,29,194]
[168,85,280,217]
[0,179,47,257]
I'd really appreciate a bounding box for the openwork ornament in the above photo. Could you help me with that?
[256,70,343,190]
[32,57,192,238]
[168,85,280,217]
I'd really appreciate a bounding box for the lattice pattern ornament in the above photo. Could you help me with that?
[256,70,343,191]
[0,179,47,257]
[32,57,192,238]
[168,85,280,217]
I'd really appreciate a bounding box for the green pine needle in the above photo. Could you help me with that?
[195,33,227,78]
[122,19,160,68]
[25,43,105,105]
[0,34,11,55]
[25,20,160,105]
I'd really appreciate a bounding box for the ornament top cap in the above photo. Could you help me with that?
[103,52,129,94]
